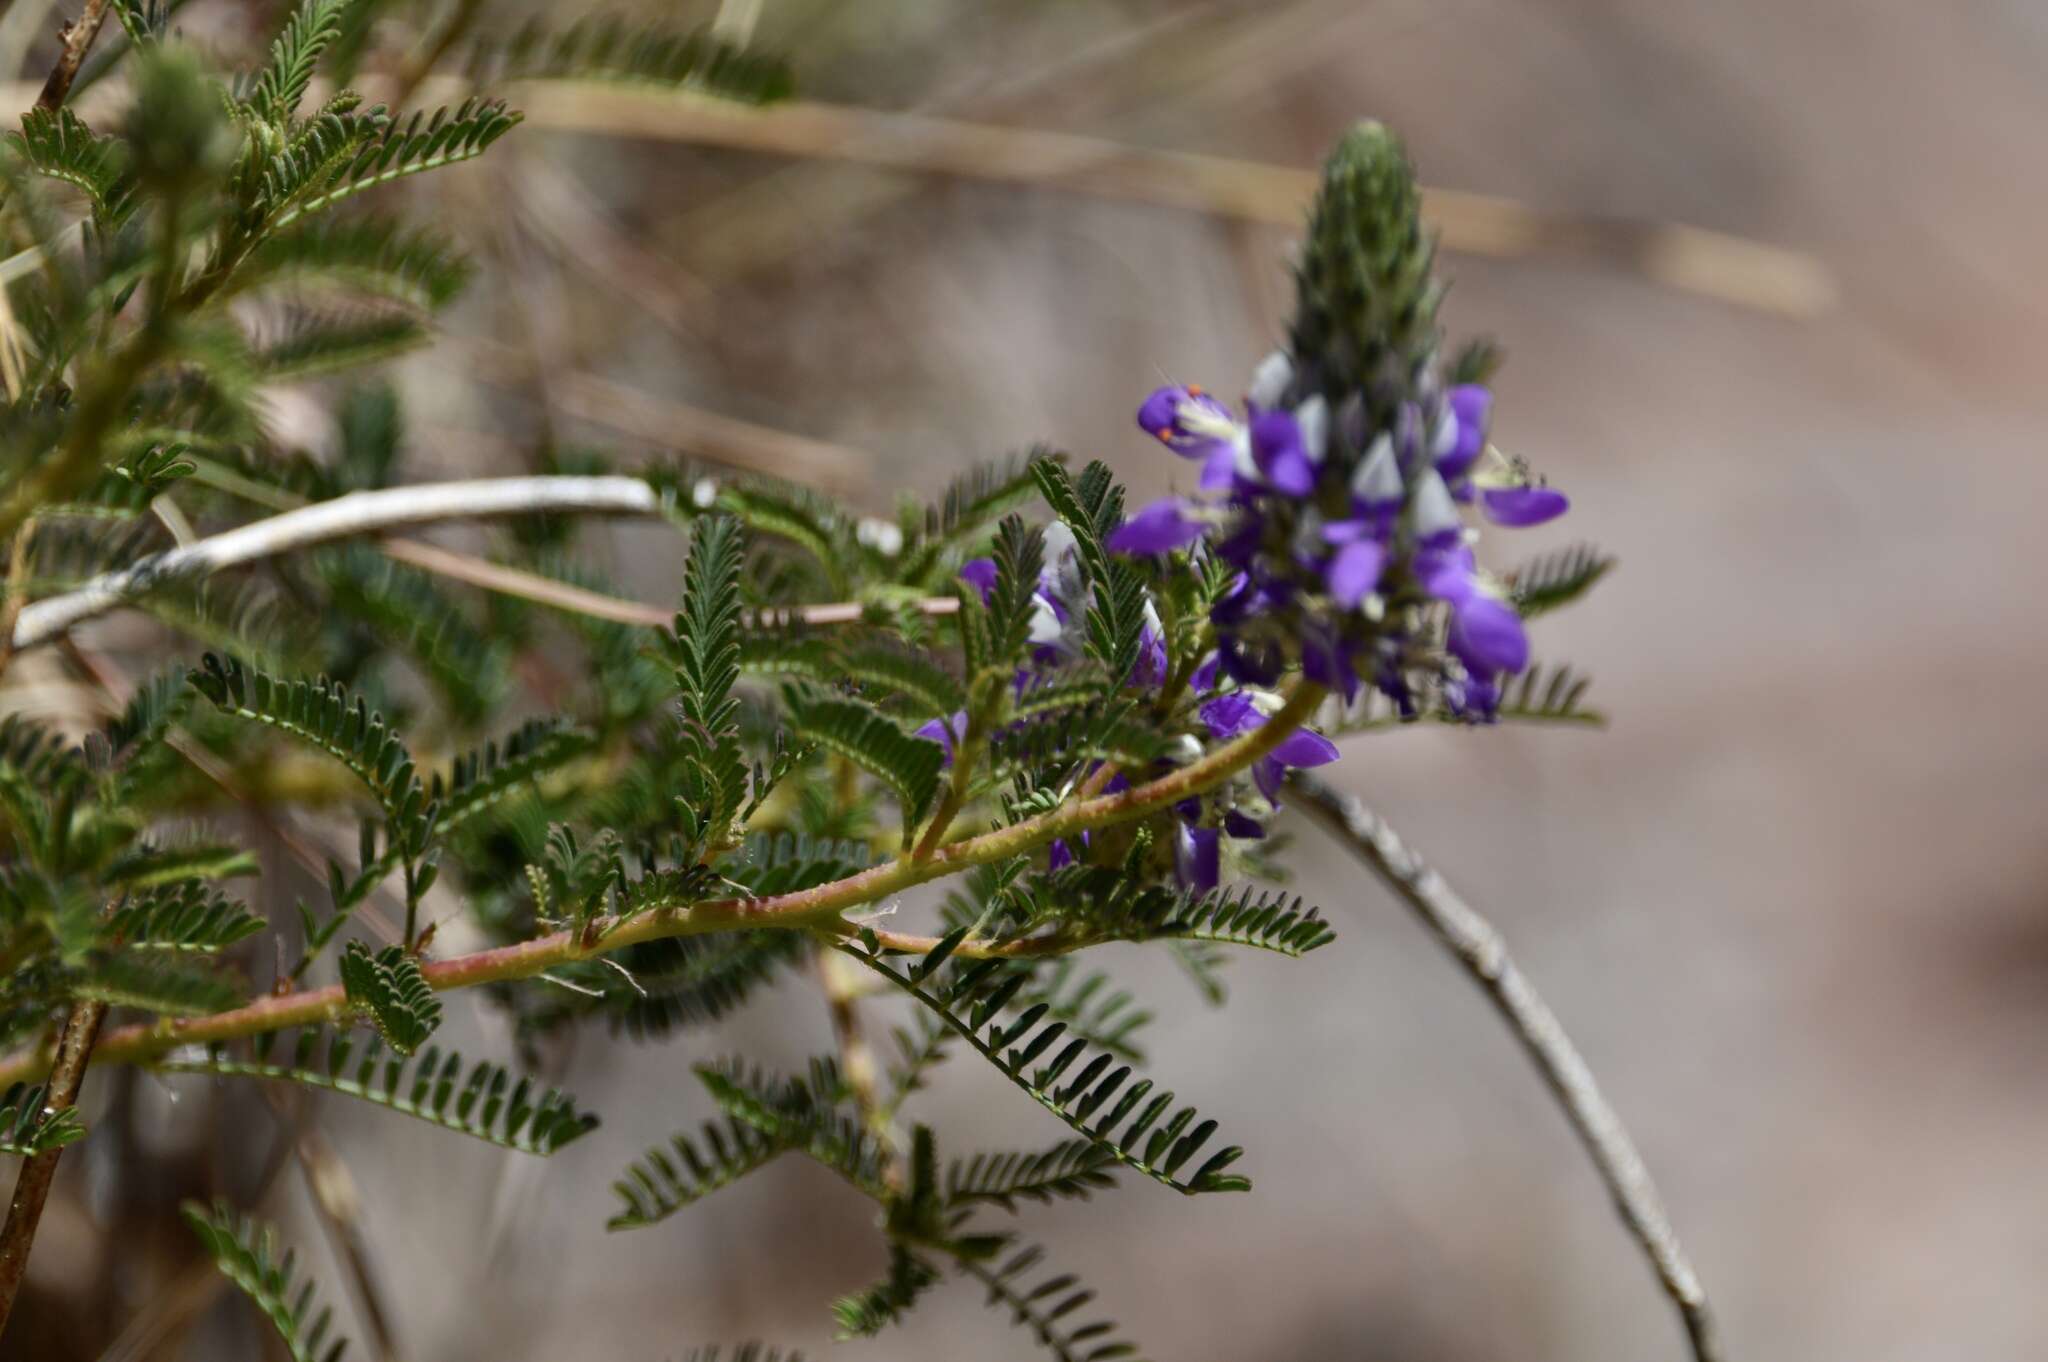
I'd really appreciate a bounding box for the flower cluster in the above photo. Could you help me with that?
[1108,348,1565,722]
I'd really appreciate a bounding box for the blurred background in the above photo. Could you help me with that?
[10,0,2048,1357]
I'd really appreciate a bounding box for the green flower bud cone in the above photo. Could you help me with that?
[1288,121,1442,412]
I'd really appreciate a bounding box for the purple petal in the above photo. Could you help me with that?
[1223,810,1267,839]
[1200,692,1261,740]
[1325,539,1386,608]
[1189,652,1221,695]
[1254,755,1286,803]
[1437,385,1492,479]
[1198,440,1238,491]
[1106,498,1205,555]
[1481,485,1569,527]
[1048,838,1075,871]
[1270,728,1340,769]
[959,557,998,604]
[1416,543,1479,606]
[1300,630,1360,702]
[914,710,968,764]
[1449,594,1530,676]
[1249,411,1313,496]
[1176,824,1221,894]
[1128,622,1168,689]
[1137,385,1184,437]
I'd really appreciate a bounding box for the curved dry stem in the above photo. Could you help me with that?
[1290,773,1723,1362]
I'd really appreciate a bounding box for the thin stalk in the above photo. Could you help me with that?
[0,997,109,1340]
[1290,774,1723,1362]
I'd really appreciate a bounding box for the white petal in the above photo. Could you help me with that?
[1295,396,1328,463]
[1027,597,1064,645]
[1411,468,1462,540]
[1350,434,1402,503]
[1431,409,1460,461]
[1247,350,1294,409]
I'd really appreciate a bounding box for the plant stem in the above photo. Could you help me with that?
[1290,774,1723,1362]
[0,683,1326,1085]
[0,997,109,1341]
[33,0,110,111]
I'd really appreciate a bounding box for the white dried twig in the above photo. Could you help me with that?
[1290,773,1723,1362]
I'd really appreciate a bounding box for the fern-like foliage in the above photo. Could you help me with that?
[11,107,133,225]
[79,953,244,1015]
[463,17,794,103]
[608,1108,785,1230]
[107,881,262,952]
[244,217,472,309]
[784,690,945,830]
[1030,457,1147,684]
[610,1057,882,1230]
[671,514,752,860]
[675,1347,805,1362]
[245,0,351,124]
[847,939,1250,1195]
[1493,661,1602,726]
[271,98,522,230]
[945,1139,1118,1213]
[834,1243,943,1339]
[160,1027,598,1154]
[960,1241,1148,1362]
[431,718,595,832]
[191,654,430,826]
[0,1081,87,1157]
[1509,543,1615,619]
[181,1201,351,1362]
[339,941,442,1054]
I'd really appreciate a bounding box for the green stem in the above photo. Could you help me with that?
[0,682,1326,1085]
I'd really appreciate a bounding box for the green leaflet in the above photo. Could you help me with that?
[339,940,441,1054]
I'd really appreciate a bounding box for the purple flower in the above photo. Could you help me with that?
[1446,592,1529,677]
[1107,497,1206,555]
[914,710,967,764]
[1324,538,1385,608]
[1435,385,1492,480]
[1222,809,1267,840]
[960,557,998,604]
[1130,601,1168,689]
[1481,485,1568,527]
[1249,410,1316,497]
[1138,384,1234,455]
[1199,691,1341,803]
[1175,823,1220,894]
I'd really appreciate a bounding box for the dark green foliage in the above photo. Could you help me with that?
[44,443,194,519]
[1290,120,1441,412]
[675,1348,805,1362]
[847,940,1250,1196]
[430,719,595,831]
[314,544,507,722]
[610,1057,883,1230]
[182,1200,351,1362]
[270,98,522,230]
[12,107,133,225]
[608,1107,785,1229]
[784,690,945,826]
[244,218,472,309]
[1029,458,1147,685]
[838,642,966,720]
[107,881,262,952]
[1509,543,1616,619]
[161,1028,597,1154]
[1005,959,1152,1063]
[103,841,259,890]
[835,1244,943,1339]
[79,952,244,1015]
[340,941,442,1054]
[0,1081,88,1157]
[672,515,752,859]
[463,17,795,103]
[960,1241,1147,1362]
[255,306,429,378]
[1494,662,1602,726]
[985,514,1048,665]
[946,1139,1118,1212]
[246,0,352,125]
[190,655,432,840]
